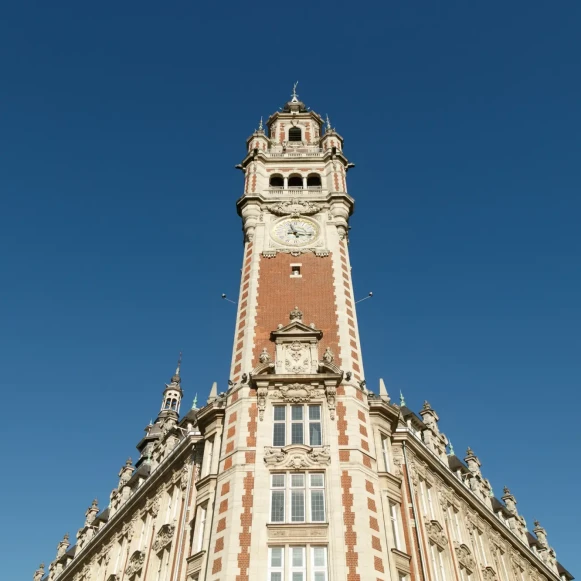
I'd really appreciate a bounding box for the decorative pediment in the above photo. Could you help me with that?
[424,518,447,549]
[454,542,476,572]
[125,551,145,578]
[264,445,331,469]
[153,523,175,553]
[482,566,498,581]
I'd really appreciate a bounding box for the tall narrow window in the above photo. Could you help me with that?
[271,474,286,523]
[310,474,325,522]
[291,473,306,522]
[309,406,322,446]
[419,479,428,516]
[269,547,284,581]
[312,547,328,581]
[477,530,487,564]
[426,484,435,519]
[390,502,403,551]
[290,546,306,580]
[138,513,149,550]
[381,435,390,471]
[429,543,446,581]
[291,406,304,444]
[195,504,207,553]
[273,407,286,447]
[203,437,214,476]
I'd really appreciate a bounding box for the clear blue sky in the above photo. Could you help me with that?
[1,1,579,578]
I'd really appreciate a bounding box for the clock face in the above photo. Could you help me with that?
[272,217,320,247]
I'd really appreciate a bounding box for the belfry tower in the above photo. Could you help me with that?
[196,87,385,581]
[35,89,572,581]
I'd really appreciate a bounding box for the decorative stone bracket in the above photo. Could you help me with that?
[264,444,331,469]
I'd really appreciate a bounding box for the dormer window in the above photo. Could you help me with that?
[288,127,302,142]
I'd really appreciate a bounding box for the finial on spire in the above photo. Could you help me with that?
[448,440,455,456]
[326,113,332,131]
[171,352,182,383]
[258,117,263,131]
[399,390,406,407]
[291,81,299,102]
[192,393,198,409]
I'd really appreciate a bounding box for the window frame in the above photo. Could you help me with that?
[269,472,326,524]
[267,546,328,581]
[272,404,323,447]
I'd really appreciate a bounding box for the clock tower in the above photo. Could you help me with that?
[232,87,364,385]
[193,88,389,581]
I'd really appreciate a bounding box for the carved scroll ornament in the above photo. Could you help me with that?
[264,444,331,469]
[272,383,324,403]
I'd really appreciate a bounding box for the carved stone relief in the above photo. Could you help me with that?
[271,383,324,402]
[264,444,331,469]
[153,524,175,553]
[455,542,476,573]
[124,551,145,578]
[424,518,448,549]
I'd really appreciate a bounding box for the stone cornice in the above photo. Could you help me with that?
[368,398,400,432]
[393,429,561,581]
[195,400,226,435]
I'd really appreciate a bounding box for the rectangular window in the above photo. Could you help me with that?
[269,546,284,581]
[429,543,446,581]
[203,436,214,476]
[273,407,287,447]
[290,546,306,581]
[270,473,326,524]
[273,405,322,447]
[477,530,487,564]
[390,502,403,551]
[267,547,327,581]
[195,504,207,553]
[381,435,390,471]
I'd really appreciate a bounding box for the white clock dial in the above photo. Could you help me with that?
[272,217,320,247]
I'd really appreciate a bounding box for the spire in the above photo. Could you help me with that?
[448,440,455,456]
[192,393,198,409]
[207,381,218,403]
[378,378,390,402]
[326,113,332,132]
[399,390,406,407]
[258,116,263,132]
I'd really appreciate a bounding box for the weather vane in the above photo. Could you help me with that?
[292,81,299,101]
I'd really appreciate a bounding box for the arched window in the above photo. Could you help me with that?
[288,127,302,142]
[288,174,303,188]
[269,175,284,188]
[164,399,171,409]
[307,174,321,188]
[171,399,177,410]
